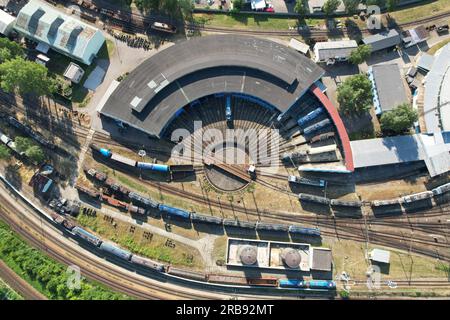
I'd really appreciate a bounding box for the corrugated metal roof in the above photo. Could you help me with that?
[13,0,105,64]
[423,44,450,133]
[362,29,401,52]
[0,9,16,35]
[313,40,357,62]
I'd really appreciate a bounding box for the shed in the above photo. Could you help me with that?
[289,38,309,55]
[313,40,358,63]
[0,9,15,36]
[362,29,401,53]
[416,53,434,72]
[369,249,390,264]
[64,62,85,84]
[312,248,332,271]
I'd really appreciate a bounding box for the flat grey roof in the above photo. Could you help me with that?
[362,29,401,52]
[100,35,324,138]
[371,63,408,113]
[312,248,332,271]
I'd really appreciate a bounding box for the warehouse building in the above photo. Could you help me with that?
[313,40,358,64]
[368,63,409,115]
[362,29,401,53]
[13,0,105,65]
[0,9,15,36]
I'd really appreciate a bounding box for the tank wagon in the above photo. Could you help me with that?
[279,279,336,290]
[330,199,363,207]
[158,204,191,219]
[432,182,450,195]
[402,191,434,203]
[100,242,132,261]
[288,176,326,187]
[303,119,331,136]
[7,116,55,149]
[72,226,102,246]
[297,107,324,127]
[298,193,330,205]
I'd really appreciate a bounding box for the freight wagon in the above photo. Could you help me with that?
[72,226,102,246]
[371,198,402,207]
[308,280,336,289]
[130,255,165,272]
[255,222,289,232]
[190,213,223,225]
[99,242,132,261]
[432,182,450,195]
[297,107,324,127]
[303,119,331,136]
[128,192,159,209]
[308,144,337,155]
[401,191,434,203]
[7,116,55,149]
[158,204,191,219]
[288,225,321,237]
[167,267,207,281]
[298,193,330,205]
[222,219,257,229]
[75,183,101,199]
[309,132,335,144]
[282,150,308,162]
[330,199,363,207]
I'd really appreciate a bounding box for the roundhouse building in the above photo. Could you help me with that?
[99,35,354,172]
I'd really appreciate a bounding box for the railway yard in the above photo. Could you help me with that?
[0,0,449,302]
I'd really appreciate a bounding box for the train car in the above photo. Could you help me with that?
[75,184,101,199]
[330,199,362,207]
[151,22,177,34]
[223,219,257,229]
[278,279,306,288]
[247,277,278,287]
[190,213,223,225]
[128,192,159,209]
[303,119,331,136]
[99,242,132,261]
[208,274,248,285]
[72,226,102,247]
[130,255,165,272]
[309,132,335,144]
[136,162,170,172]
[297,107,324,127]
[110,153,137,167]
[158,204,191,219]
[298,193,330,205]
[401,191,434,203]
[432,182,450,196]
[7,116,55,149]
[371,199,402,207]
[167,267,207,282]
[288,225,321,237]
[308,144,337,155]
[282,150,308,162]
[308,280,336,290]
[0,132,11,145]
[129,205,146,215]
[170,165,195,172]
[288,176,326,187]
[255,222,289,232]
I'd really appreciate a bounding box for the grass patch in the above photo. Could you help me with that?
[0,220,131,300]
[388,0,450,24]
[427,38,450,55]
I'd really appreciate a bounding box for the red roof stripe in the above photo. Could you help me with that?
[310,84,355,171]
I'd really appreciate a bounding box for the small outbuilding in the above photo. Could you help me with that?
[362,29,401,53]
[313,40,358,64]
[312,247,332,271]
[0,9,15,36]
[369,248,390,264]
[64,62,85,84]
[289,38,309,55]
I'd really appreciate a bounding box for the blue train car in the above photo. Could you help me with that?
[297,107,323,127]
[100,148,112,158]
[158,204,191,219]
[308,280,336,289]
[99,242,132,261]
[225,96,232,121]
[288,225,321,237]
[279,279,305,288]
[72,227,102,247]
[136,162,170,172]
[303,119,331,136]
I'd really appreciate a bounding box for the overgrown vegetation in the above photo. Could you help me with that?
[134,0,193,19]
[0,221,130,300]
[380,103,418,135]
[337,74,374,115]
[0,145,11,160]
[14,137,46,164]
[323,0,342,15]
[349,44,371,65]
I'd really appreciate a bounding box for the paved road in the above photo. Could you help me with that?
[0,260,47,300]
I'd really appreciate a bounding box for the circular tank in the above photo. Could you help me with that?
[239,245,258,266]
[281,248,301,268]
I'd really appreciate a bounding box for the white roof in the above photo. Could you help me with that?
[0,9,15,35]
[289,38,309,54]
[417,53,434,71]
[423,44,450,133]
[63,62,83,80]
[370,249,390,264]
[313,40,357,61]
[251,0,266,10]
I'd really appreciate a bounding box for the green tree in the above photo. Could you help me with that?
[343,0,360,14]
[337,74,374,115]
[232,0,244,11]
[0,57,57,96]
[294,0,307,15]
[386,0,398,11]
[0,38,24,63]
[349,44,372,64]
[25,145,45,164]
[380,103,418,135]
[323,0,341,15]
[14,137,34,153]
[366,0,386,7]
[0,145,11,160]
[135,0,160,11]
